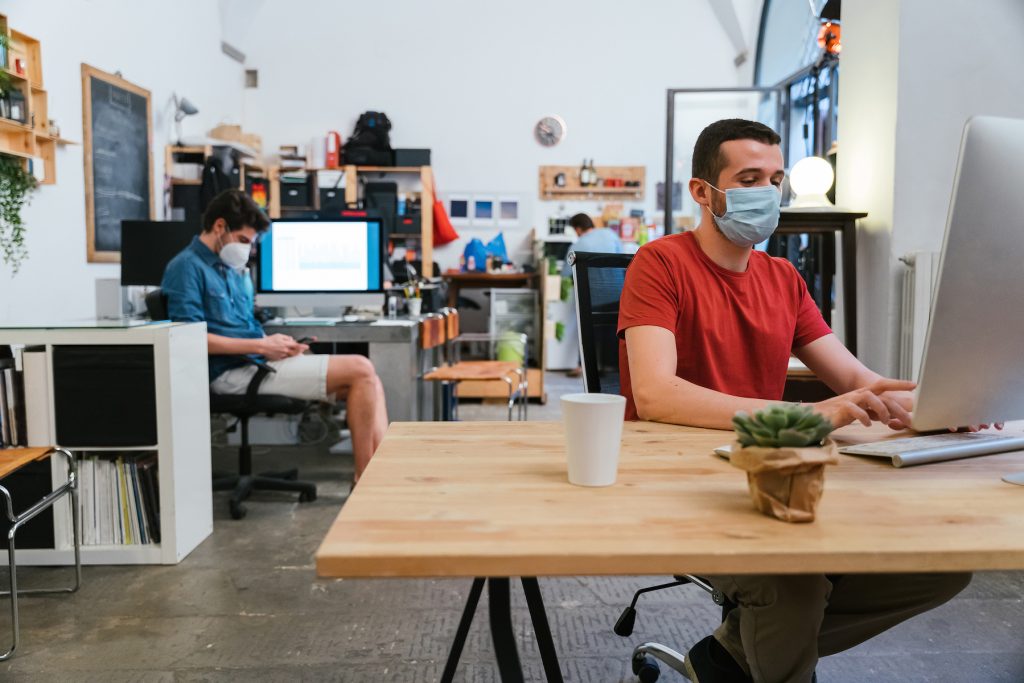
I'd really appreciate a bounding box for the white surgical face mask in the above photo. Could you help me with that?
[706,182,782,248]
[218,234,252,271]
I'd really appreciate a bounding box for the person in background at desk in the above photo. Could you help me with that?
[563,213,623,377]
[618,119,975,683]
[561,212,623,278]
[161,190,388,482]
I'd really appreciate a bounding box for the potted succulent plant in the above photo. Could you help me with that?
[729,404,839,523]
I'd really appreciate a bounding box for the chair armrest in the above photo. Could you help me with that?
[213,355,275,401]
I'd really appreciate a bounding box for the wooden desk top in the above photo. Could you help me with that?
[0,447,54,480]
[315,421,1024,578]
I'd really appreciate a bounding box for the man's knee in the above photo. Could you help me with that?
[717,574,832,614]
[328,354,376,382]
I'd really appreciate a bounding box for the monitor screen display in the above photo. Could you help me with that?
[121,220,201,286]
[258,219,383,293]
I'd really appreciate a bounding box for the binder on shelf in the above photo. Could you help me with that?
[22,348,52,447]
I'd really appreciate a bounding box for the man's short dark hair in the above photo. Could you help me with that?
[569,213,594,231]
[692,118,782,185]
[202,189,270,233]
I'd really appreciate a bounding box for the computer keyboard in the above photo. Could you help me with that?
[281,316,342,325]
[839,432,1024,468]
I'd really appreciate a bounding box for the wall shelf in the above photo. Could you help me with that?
[0,13,61,184]
[538,164,646,201]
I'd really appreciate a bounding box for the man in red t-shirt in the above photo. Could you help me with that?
[618,119,970,683]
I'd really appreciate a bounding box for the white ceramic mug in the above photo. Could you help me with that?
[561,393,626,486]
[407,298,423,316]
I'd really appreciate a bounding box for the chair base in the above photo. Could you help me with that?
[213,469,317,520]
[631,643,690,682]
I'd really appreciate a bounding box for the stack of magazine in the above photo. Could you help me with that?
[77,454,160,546]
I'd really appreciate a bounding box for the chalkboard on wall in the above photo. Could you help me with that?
[82,64,154,263]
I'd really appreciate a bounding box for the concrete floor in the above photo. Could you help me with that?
[2,373,1022,682]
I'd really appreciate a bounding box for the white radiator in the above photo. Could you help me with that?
[898,252,939,380]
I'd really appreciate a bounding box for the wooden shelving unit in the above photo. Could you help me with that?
[0,12,73,184]
[165,144,271,224]
[539,164,645,201]
[268,164,435,276]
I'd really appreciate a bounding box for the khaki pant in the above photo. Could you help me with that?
[707,572,972,683]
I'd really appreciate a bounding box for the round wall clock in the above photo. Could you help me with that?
[534,115,567,147]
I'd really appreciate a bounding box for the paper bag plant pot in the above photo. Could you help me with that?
[729,440,839,523]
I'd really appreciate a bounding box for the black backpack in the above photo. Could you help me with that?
[342,111,393,165]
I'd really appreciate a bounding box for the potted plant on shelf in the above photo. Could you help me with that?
[0,154,37,274]
[729,404,838,523]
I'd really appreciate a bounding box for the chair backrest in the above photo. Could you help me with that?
[420,313,446,350]
[145,289,169,320]
[442,307,460,339]
[570,251,634,395]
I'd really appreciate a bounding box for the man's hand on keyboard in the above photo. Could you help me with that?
[951,422,1005,433]
[813,379,917,429]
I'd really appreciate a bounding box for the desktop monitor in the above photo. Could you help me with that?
[255,217,385,308]
[121,220,201,286]
[912,115,1024,430]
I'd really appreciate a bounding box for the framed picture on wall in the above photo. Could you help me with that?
[447,194,471,226]
[497,196,520,228]
[472,195,496,226]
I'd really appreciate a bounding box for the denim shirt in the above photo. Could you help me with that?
[161,236,264,380]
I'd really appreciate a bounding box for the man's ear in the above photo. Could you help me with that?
[689,178,711,209]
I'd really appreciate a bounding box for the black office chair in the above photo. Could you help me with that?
[145,290,317,520]
[570,251,736,683]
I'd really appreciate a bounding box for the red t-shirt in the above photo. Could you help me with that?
[617,231,832,421]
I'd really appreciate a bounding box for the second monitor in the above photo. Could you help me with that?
[256,217,385,308]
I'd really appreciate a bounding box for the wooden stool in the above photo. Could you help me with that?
[0,447,81,660]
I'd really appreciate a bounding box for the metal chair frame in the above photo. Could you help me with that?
[424,308,529,422]
[0,448,82,661]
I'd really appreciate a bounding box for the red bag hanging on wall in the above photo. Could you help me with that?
[430,170,460,246]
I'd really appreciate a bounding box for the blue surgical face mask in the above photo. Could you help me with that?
[706,182,782,248]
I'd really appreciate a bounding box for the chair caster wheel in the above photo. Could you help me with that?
[298,489,317,503]
[632,653,660,682]
[230,502,247,519]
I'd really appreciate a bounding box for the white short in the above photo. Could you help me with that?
[210,354,330,401]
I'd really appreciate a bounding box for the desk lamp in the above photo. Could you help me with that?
[789,156,835,208]
[173,94,199,144]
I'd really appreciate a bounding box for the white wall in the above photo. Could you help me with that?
[0,0,244,323]
[237,0,762,269]
[838,0,1024,374]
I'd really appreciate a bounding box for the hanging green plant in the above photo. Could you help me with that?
[0,154,37,274]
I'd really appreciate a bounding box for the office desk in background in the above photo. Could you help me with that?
[316,420,1024,681]
[262,318,429,422]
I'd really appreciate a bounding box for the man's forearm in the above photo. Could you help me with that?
[207,333,264,356]
[634,376,774,430]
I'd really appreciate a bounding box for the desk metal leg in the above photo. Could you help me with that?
[441,577,486,683]
[488,578,524,682]
[442,577,562,683]
[521,578,564,682]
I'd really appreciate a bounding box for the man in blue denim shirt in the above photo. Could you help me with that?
[162,190,387,481]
